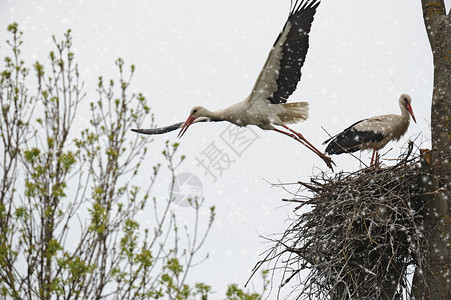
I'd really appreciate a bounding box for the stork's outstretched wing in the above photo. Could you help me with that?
[248,0,320,105]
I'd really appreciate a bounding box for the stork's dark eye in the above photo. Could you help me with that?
[193,109,198,114]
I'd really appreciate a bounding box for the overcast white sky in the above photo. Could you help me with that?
[1,0,448,297]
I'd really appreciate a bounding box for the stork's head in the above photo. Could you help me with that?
[178,106,207,138]
[399,94,416,123]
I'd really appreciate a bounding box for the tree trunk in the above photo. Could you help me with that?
[413,1,450,299]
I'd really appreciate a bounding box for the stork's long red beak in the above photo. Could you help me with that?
[406,104,417,123]
[178,115,195,138]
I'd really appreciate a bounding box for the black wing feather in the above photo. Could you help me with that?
[324,120,385,155]
[268,0,320,104]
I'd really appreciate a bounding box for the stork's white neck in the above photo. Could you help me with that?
[200,107,227,122]
[207,102,247,123]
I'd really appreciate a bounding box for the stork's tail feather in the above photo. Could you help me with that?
[281,102,309,123]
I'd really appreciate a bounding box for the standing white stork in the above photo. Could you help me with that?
[323,94,416,165]
[132,0,334,169]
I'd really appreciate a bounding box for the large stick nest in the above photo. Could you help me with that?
[253,143,450,299]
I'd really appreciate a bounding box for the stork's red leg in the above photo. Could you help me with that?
[370,148,376,166]
[282,125,327,156]
[273,128,317,153]
[273,127,335,170]
[281,125,335,169]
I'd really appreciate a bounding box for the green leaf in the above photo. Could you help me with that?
[24,148,40,163]
[166,258,183,276]
[58,151,77,171]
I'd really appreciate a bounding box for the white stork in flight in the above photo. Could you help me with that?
[323,94,416,165]
[132,0,335,169]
